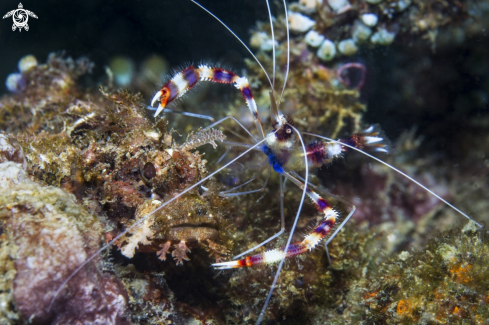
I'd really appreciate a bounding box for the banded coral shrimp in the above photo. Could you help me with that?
[43,0,486,322]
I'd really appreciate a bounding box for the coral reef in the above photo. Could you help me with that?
[0,54,234,324]
[243,0,488,139]
[252,0,486,60]
[0,161,129,325]
[0,0,488,322]
[338,222,489,324]
[0,55,234,268]
[0,53,95,135]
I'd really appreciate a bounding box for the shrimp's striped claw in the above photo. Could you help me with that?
[341,124,389,153]
[306,124,389,167]
[213,216,336,269]
[151,65,263,137]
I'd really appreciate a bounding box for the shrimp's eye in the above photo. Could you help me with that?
[286,128,292,134]
[143,162,156,179]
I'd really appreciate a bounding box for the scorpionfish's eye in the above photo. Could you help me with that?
[143,162,156,179]
[286,127,292,134]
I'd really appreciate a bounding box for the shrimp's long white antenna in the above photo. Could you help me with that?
[265,0,276,89]
[277,0,290,107]
[255,123,309,325]
[48,134,272,312]
[303,132,483,228]
[191,0,274,91]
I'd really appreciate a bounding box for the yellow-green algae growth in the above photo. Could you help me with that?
[336,222,489,324]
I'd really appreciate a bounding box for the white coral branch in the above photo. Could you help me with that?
[180,128,226,151]
[120,218,155,258]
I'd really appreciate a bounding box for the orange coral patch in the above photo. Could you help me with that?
[451,306,464,317]
[434,291,444,300]
[364,291,378,299]
[397,299,412,316]
[450,264,473,283]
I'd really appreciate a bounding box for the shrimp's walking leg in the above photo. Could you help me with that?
[213,173,338,269]
[151,65,264,139]
[220,165,271,198]
[290,171,356,265]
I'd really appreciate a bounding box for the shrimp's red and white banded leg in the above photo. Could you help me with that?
[213,173,338,269]
[151,65,264,139]
[289,170,357,265]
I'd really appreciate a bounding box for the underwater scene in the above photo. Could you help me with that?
[0,0,488,324]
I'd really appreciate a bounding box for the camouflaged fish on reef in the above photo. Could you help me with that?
[2,56,234,266]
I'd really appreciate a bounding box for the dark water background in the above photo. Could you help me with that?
[0,0,263,91]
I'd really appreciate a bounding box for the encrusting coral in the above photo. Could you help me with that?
[0,161,129,325]
[340,222,489,324]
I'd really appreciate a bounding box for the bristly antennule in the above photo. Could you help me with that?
[180,128,226,150]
